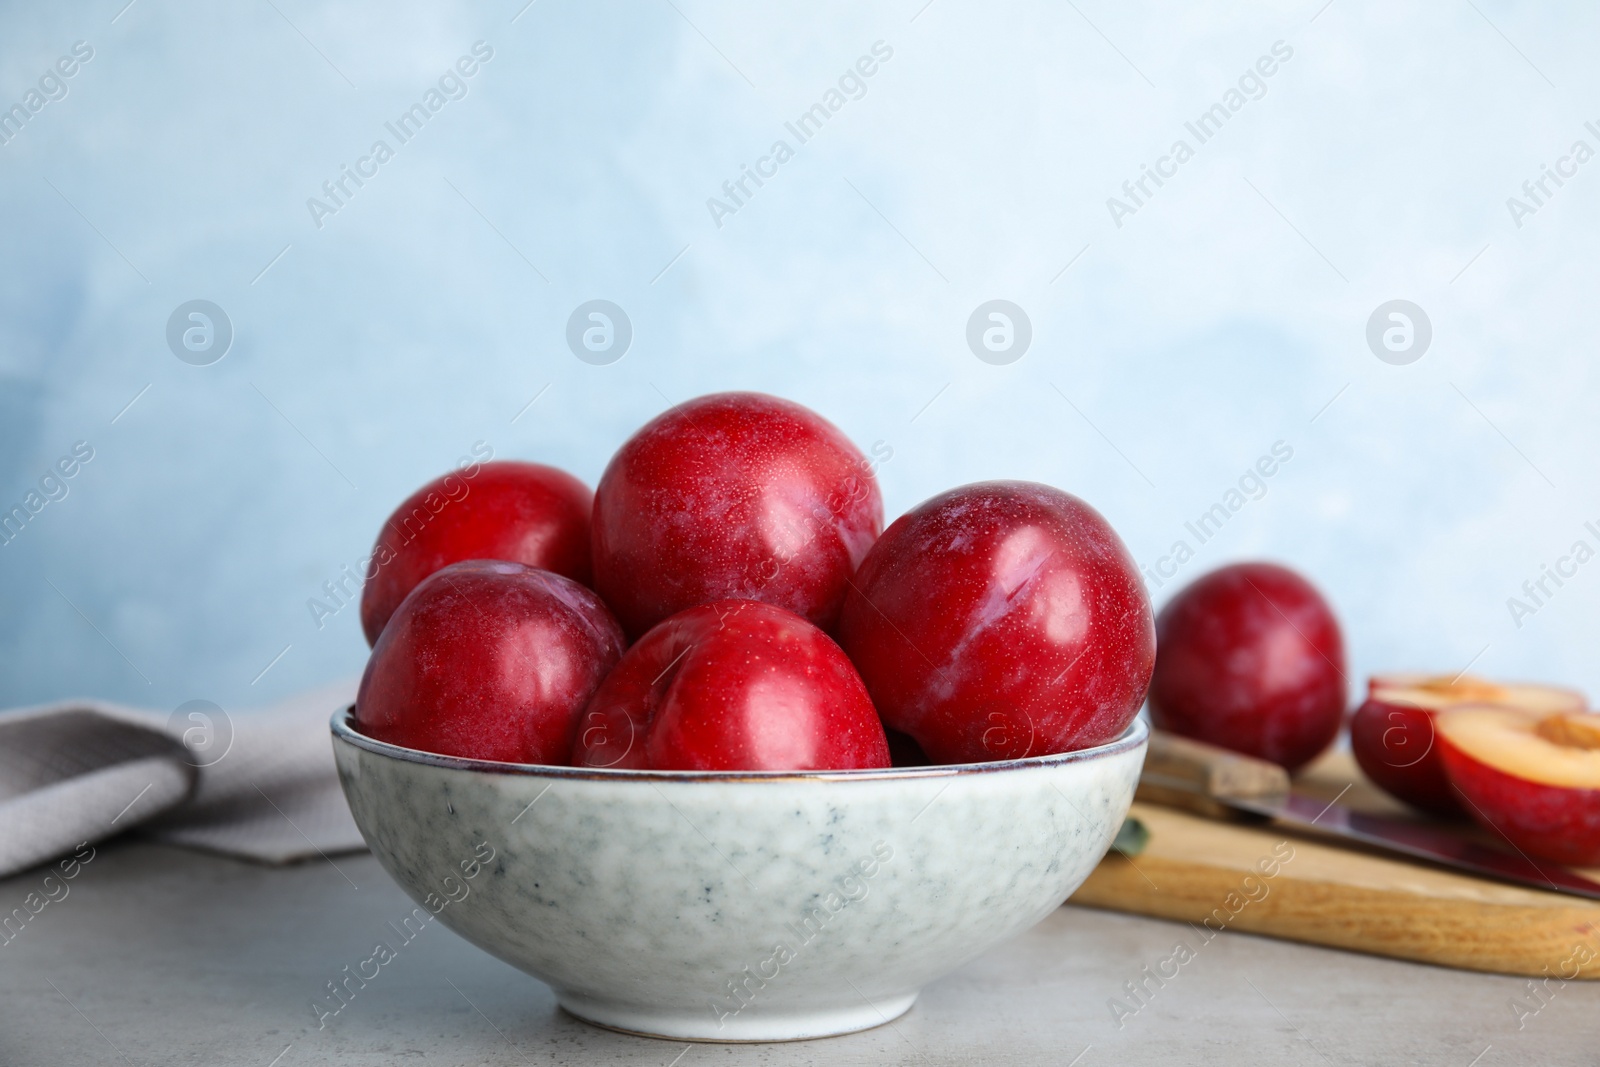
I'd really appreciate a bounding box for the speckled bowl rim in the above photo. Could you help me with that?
[330,705,1148,783]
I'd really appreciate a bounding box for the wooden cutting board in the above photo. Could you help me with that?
[1069,750,1600,978]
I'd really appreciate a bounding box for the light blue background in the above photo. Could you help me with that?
[2,1,1596,715]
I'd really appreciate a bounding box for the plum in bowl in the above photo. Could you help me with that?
[330,706,1146,1042]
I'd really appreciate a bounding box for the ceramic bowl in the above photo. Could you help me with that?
[330,707,1146,1042]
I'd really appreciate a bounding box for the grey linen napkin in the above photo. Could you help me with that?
[0,679,364,878]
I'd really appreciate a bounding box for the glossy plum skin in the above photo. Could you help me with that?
[835,481,1154,765]
[360,460,593,646]
[572,599,890,772]
[1148,562,1345,772]
[1439,738,1600,867]
[1349,698,1463,817]
[356,560,624,765]
[591,392,883,640]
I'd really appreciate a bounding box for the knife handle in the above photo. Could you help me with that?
[1135,728,1289,819]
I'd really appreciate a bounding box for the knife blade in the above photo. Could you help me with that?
[1137,728,1600,901]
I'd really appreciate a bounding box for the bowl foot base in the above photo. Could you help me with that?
[557,989,918,1043]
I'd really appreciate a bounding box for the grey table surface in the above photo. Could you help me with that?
[1,840,1593,1067]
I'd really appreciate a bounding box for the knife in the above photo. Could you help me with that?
[1136,728,1600,901]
